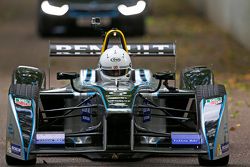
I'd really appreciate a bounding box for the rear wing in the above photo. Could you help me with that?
[49,43,176,57]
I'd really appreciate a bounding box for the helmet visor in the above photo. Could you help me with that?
[102,69,128,77]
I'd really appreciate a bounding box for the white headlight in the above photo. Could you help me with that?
[118,0,146,16]
[41,1,69,16]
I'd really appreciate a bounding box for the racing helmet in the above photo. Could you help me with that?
[99,46,132,78]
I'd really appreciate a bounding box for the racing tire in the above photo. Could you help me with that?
[180,66,214,90]
[196,85,229,166]
[198,155,229,166]
[9,84,39,101]
[196,84,226,103]
[5,155,37,166]
[13,66,45,89]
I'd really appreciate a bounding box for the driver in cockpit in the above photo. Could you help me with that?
[98,45,132,82]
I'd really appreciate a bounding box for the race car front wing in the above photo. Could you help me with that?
[6,88,228,161]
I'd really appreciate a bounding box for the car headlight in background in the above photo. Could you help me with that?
[118,0,146,16]
[41,1,69,16]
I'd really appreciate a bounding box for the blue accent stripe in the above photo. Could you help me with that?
[130,86,140,112]
[85,69,92,82]
[87,92,96,96]
[212,95,227,160]
[139,69,147,82]
[88,85,108,110]
[26,99,36,160]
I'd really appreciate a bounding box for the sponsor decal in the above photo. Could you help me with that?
[142,100,151,123]
[216,144,222,156]
[139,69,147,82]
[105,91,132,108]
[171,132,201,145]
[81,100,92,123]
[14,98,31,107]
[110,57,121,62]
[52,44,174,56]
[16,107,32,113]
[206,128,216,138]
[216,142,229,156]
[221,142,229,154]
[11,143,21,156]
[205,97,222,105]
[36,132,65,145]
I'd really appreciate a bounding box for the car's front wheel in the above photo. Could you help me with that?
[196,85,229,166]
[6,84,39,165]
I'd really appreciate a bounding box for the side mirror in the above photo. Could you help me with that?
[57,72,79,80]
[153,71,175,80]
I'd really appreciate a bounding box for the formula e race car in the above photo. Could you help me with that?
[6,29,229,166]
[38,0,148,36]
